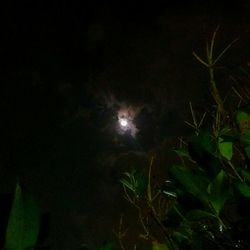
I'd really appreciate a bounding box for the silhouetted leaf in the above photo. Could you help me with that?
[173,231,190,244]
[193,130,215,155]
[170,165,209,203]
[174,148,191,159]
[245,146,250,159]
[236,182,250,198]
[240,133,250,145]
[207,170,229,215]
[241,169,250,183]
[186,209,216,221]
[188,130,221,177]
[99,242,115,250]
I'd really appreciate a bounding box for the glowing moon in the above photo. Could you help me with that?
[119,118,128,127]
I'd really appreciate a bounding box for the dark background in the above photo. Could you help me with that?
[0,1,250,249]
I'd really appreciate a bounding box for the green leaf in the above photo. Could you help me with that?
[186,209,216,221]
[174,148,191,159]
[240,133,250,145]
[99,242,115,250]
[193,130,215,155]
[236,108,250,151]
[188,130,221,178]
[236,109,250,120]
[170,165,209,203]
[245,146,250,159]
[236,110,250,126]
[236,182,250,198]
[135,171,147,195]
[152,241,168,250]
[218,137,233,161]
[120,179,135,192]
[219,127,232,136]
[172,231,189,244]
[241,169,250,183]
[5,183,40,250]
[236,109,250,136]
[120,169,146,196]
[173,221,192,244]
[207,170,229,214]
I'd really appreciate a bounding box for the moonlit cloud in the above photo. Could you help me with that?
[117,104,140,137]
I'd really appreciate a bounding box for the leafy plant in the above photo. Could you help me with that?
[119,28,250,249]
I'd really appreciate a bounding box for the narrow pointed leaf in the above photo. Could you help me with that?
[186,209,216,221]
[241,169,250,183]
[5,183,40,250]
[170,165,209,203]
[174,148,191,159]
[207,170,229,215]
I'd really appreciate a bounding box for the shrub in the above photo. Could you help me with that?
[119,27,250,249]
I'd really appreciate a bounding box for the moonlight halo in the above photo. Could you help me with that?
[116,104,140,137]
[119,118,128,127]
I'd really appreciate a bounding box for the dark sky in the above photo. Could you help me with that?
[0,1,250,249]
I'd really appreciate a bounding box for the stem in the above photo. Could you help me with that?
[208,66,225,117]
[207,201,228,230]
[147,157,154,202]
[173,206,187,222]
[149,207,176,250]
[217,215,227,230]
[227,160,243,182]
[138,209,150,239]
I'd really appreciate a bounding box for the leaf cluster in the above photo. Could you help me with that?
[119,28,250,250]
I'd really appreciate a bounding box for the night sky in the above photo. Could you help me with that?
[1,1,250,249]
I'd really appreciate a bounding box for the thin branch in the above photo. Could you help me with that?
[210,25,220,59]
[198,112,207,128]
[184,120,196,129]
[189,102,197,127]
[213,38,239,65]
[192,52,209,67]
[147,157,154,202]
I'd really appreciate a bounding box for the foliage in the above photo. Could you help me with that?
[98,242,116,250]
[119,27,250,249]
[4,182,40,250]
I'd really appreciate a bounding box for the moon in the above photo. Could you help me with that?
[119,118,128,127]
